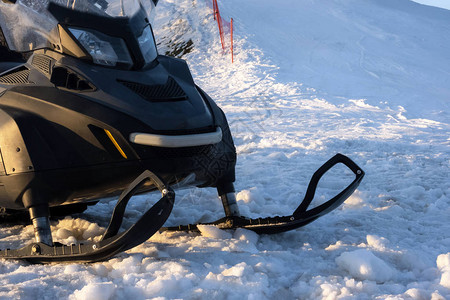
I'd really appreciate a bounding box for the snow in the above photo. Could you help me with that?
[437,253,450,289]
[336,249,396,283]
[411,0,450,10]
[197,225,233,239]
[70,282,116,300]
[1,0,450,299]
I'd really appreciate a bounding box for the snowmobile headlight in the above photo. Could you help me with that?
[69,27,133,68]
[138,26,158,64]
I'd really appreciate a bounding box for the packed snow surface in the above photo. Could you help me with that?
[1,0,450,299]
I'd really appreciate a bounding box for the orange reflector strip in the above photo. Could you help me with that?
[104,129,127,159]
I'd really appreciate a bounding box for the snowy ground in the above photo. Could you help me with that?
[1,0,450,299]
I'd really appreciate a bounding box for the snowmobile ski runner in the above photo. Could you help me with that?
[0,0,364,263]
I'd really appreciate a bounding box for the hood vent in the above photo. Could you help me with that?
[32,55,52,75]
[0,67,32,84]
[118,76,187,102]
[50,67,95,92]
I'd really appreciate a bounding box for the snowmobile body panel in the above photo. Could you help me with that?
[0,52,236,211]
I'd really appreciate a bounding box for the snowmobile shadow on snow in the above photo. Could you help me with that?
[0,0,364,263]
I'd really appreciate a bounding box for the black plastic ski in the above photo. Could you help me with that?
[162,154,364,234]
[0,170,174,263]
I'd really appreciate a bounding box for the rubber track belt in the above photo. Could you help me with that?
[0,170,174,263]
[162,153,364,234]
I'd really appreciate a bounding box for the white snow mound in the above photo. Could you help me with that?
[336,249,396,283]
[437,253,450,270]
[366,234,389,251]
[437,253,450,289]
[70,282,116,300]
[197,224,232,239]
[233,228,259,245]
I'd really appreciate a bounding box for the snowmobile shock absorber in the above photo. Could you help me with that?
[22,189,54,246]
[28,205,53,246]
[217,182,240,217]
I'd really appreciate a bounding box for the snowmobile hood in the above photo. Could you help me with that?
[58,53,216,133]
[0,51,215,133]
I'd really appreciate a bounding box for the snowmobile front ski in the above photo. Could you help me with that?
[162,153,364,234]
[0,170,174,263]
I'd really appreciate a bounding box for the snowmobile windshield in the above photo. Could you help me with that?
[0,0,155,53]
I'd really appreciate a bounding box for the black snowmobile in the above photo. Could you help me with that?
[0,0,364,263]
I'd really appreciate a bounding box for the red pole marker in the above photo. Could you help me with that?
[231,18,234,63]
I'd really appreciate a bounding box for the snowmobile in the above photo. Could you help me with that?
[0,0,364,263]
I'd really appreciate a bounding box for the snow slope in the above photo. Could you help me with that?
[412,0,450,10]
[1,0,449,299]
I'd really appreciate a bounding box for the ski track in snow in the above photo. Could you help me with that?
[1,0,450,299]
